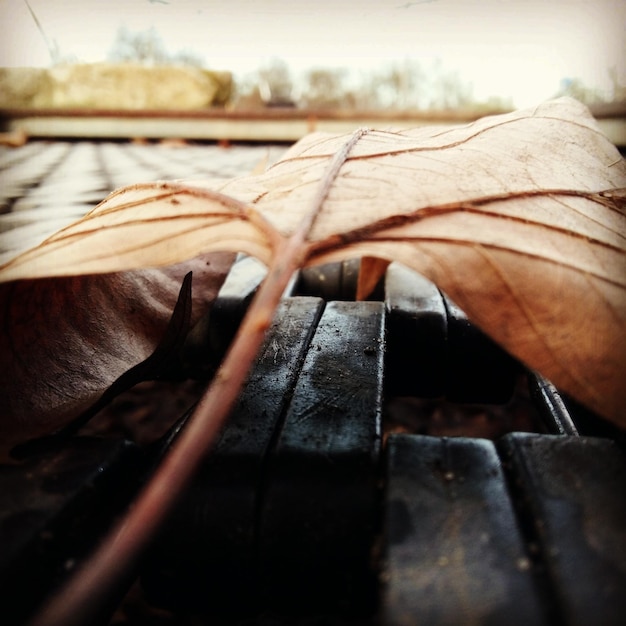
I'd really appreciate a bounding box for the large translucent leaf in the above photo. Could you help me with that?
[0,254,234,450]
[1,97,624,429]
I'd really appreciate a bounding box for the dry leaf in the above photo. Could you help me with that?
[18,97,626,626]
[1,97,625,432]
[357,256,390,300]
[0,253,234,452]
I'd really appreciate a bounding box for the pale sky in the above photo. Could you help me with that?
[0,0,624,107]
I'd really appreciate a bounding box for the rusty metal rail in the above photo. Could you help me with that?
[2,104,625,144]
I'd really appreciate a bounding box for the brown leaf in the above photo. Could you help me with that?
[357,256,390,300]
[1,97,625,429]
[0,253,234,453]
[22,98,626,626]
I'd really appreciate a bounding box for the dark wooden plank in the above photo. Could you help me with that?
[382,434,549,626]
[141,296,324,614]
[442,294,518,403]
[384,263,447,397]
[297,259,361,301]
[384,263,518,402]
[0,438,141,625]
[258,301,385,615]
[500,433,626,626]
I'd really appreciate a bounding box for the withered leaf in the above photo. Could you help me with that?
[1,97,624,429]
[0,253,234,452]
[15,98,626,625]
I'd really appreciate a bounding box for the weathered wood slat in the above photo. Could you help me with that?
[500,433,626,626]
[384,262,518,402]
[382,434,549,626]
[258,301,385,614]
[0,438,142,626]
[443,294,518,403]
[385,263,447,398]
[141,296,324,613]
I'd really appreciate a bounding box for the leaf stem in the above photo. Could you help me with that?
[28,128,368,626]
[28,244,300,626]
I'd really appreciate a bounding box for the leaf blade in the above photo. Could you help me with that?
[0,183,278,281]
[1,97,625,427]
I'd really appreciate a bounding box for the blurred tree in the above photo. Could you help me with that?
[556,77,602,104]
[300,68,356,108]
[236,59,549,112]
[555,69,626,104]
[231,72,265,108]
[608,67,626,102]
[171,50,205,68]
[107,26,168,65]
[239,59,502,111]
[107,26,205,67]
[257,59,296,106]
[371,60,425,109]
[471,94,514,113]
[428,61,473,110]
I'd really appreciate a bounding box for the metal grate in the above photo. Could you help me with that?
[0,140,286,263]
